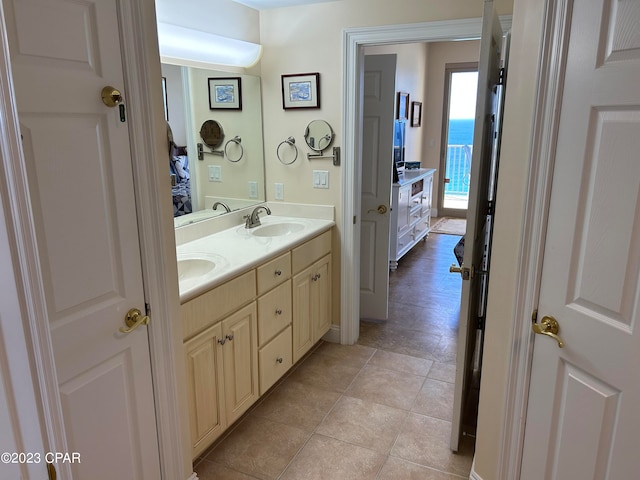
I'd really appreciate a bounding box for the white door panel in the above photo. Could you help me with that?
[450,0,504,451]
[360,54,396,320]
[4,0,161,477]
[521,0,640,477]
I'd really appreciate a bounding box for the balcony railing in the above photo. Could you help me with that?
[445,144,472,197]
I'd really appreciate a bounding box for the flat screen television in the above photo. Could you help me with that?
[393,120,405,168]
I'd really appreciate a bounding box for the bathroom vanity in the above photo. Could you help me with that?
[176,207,333,458]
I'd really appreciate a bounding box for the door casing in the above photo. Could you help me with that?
[0,0,188,478]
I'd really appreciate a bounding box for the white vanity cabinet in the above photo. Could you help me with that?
[389,169,435,270]
[181,228,332,459]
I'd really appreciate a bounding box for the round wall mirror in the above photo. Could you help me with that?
[304,120,334,152]
[200,120,224,148]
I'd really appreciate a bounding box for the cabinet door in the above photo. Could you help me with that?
[184,322,226,457]
[222,303,259,424]
[397,185,411,233]
[312,254,332,341]
[292,265,314,363]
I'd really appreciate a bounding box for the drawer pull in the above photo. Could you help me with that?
[276,357,284,364]
[275,269,282,276]
[275,308,283,315]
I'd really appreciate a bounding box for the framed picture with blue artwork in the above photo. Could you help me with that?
[208,77,242,110]
[281,72,320,109]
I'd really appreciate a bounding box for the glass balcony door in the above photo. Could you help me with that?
[440,65,478,216]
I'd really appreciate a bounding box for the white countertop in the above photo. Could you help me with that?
[177,214,334,303]
[395,168,436,186]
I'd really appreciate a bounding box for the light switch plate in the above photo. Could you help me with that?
[248,181,258,198]
[208,165,222,182]
[313,170,329,189]
[274,183,284,200]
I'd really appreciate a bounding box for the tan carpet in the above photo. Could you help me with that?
[430,217,466,236]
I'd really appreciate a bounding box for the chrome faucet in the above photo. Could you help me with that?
[212,201,231,213]
[244,205,271,228]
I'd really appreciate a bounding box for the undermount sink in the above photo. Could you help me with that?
[250,222,305,237]
[177,258,216,283]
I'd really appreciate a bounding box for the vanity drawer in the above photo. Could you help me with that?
[396,229,414,256]
[258,325,292,395]
[257,252,291,295]
[292,229,331,273]
[257,280,292,346]
[182,270,256,340]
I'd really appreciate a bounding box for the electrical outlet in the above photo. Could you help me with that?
[208,165,222,182]
[275,183,284,200]
[313,170,329,189]
[248,181,258,198]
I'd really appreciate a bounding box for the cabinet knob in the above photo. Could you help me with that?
[225,334,234,342]
[275,308,283,315]
[276,357,284,364]
[274,269,282,276]
[218,338,226,345]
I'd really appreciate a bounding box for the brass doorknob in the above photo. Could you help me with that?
[532,314,564,348]
[368,205,388,214]
[101,86,123,107]
[119,308,150,334]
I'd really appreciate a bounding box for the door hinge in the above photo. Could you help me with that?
[47,462,57,480]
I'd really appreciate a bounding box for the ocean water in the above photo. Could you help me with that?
[448,118,474,145]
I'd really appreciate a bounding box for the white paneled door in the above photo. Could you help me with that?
[521,0,640,478]
[4,0,161,478]
[359,54,396,320]
[450,0,504,452]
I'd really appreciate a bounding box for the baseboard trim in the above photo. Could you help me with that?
[322,325,341,344]
[469,456,483,480]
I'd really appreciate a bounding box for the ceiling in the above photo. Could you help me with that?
[231,0,338,10]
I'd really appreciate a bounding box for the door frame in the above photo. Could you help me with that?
[340,17,512,340]
[495,0,572,477]
[438,61,478,218]
[338,11,569,479]
[0,1,187,479]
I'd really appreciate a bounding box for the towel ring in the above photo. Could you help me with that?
[224,136,243,163]
[277,136,298,165]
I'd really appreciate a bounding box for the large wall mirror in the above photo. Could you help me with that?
[162,64,266,227]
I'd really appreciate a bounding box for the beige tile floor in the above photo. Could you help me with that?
[194,232,473,479]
